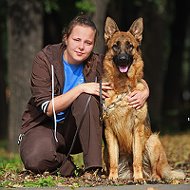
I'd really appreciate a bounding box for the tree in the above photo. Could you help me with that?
[91,0,111,53]
[0,0,8,139]
[7,0,43,152]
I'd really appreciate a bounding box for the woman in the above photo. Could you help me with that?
[19,15,149,177]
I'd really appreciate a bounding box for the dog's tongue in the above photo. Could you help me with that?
[119,66,128,73]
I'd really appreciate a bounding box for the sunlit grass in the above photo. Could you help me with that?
[0,149,23,172]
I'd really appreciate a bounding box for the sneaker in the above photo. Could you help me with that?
[59,156,76,177]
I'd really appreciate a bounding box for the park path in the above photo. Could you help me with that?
[1,184,190,190]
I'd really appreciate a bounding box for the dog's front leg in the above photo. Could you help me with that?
[133,124,145,183]
[105,127,119,180]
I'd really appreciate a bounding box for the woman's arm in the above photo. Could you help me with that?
[46,82,112,116]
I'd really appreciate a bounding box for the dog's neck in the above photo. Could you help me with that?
[113,73,137,94]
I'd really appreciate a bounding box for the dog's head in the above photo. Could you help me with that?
[104,17,143,75]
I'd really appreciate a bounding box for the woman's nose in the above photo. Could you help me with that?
[78,42,84,50]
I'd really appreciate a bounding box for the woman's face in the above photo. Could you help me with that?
[64,25,96,64]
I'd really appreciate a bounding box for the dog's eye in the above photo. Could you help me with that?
[126,42,134,51]
[112,44,119,52]
[129,44,134,50]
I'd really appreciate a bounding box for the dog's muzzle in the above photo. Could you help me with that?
[113,53,133,73]
[113,53,133,65]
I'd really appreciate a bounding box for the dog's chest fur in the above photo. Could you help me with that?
[103,89,148,153]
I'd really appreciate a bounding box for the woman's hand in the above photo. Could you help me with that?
[78,82,112,99]
[127,87,149,110]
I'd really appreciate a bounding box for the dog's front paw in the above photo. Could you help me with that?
[151,174,161,182]
[108,172,118,181]
[134,177,146,184]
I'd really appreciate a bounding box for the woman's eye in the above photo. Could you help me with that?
[85,41,92,45]
[73,38,80,41]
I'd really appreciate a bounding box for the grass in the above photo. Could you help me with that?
[0,149,23,187]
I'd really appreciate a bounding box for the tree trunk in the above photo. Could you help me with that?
[0,5,8,139]
[7,0,43,152]
[91,0,111,53]
[0,44,8,140]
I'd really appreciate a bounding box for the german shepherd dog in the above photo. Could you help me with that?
[102,17,185,182]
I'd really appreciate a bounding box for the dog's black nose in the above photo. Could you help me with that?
[119,55,127,62]
[117,53,132,64]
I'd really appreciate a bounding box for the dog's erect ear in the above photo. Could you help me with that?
[129,18,143,43]
[104,17,119,43]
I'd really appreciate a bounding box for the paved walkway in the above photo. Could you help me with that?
[76,184,190,190]
[1,184,190,190]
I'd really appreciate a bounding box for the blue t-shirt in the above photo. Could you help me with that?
[56,58,85,122]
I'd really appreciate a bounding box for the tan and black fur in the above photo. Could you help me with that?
[102,17,185,182]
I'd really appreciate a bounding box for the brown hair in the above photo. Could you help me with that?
[62,14,98,45]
